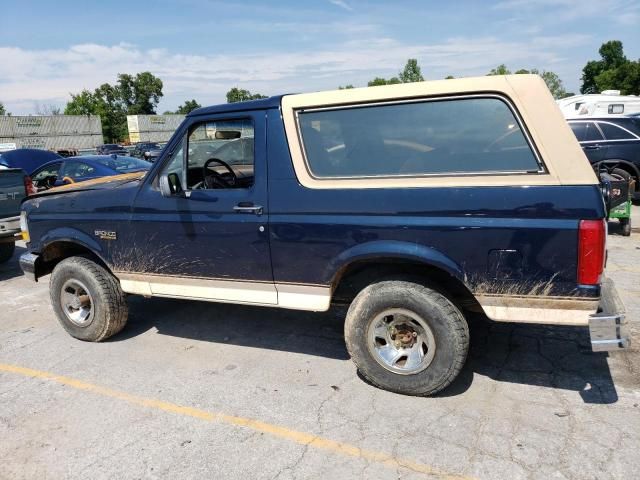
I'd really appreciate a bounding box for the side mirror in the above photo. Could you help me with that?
[159,172,183,197]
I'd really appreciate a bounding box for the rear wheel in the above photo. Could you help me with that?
[620,218,632,236]
[344,280,469,396]
[0,242,15,264]
[50,256,128,341]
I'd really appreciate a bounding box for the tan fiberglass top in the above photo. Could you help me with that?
[280,74,598,189]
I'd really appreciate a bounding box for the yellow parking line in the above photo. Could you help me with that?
[0,362,473,479]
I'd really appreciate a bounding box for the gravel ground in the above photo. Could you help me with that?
[0,215,638,480]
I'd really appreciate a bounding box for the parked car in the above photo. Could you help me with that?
[96,144,128,156]
[142,146,164,162]
[0,166,36,263]
[131,142,160,160]
[567,116,640,199]
[18,75,627,396]
[0,148,62,174]
[29,155,151,190]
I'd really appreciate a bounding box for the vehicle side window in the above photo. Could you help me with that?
[297,97,541,178]
[608,104,624,114]
[32,162,62,189]
[32,162,62,182]
[186,119,254,189]
[160,142,185,190]
[569,122,602,142]
[598,122,636,140]
[63,162,96,178]
[584,122,604,141]
[569,123,587,141]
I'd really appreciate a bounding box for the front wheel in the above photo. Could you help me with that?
[344,280,469,396]
[50,256,128,341]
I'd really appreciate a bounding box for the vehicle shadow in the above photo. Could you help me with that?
[441,313,618,404]
[0,244,27,281]
[120,297,618,404]
[119,296,350,360]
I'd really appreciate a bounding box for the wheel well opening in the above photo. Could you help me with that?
[601,161,639,190]
[331,259,481,313]
[37,242,109,279]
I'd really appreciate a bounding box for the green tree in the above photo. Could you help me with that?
[539,70,567,99]
[116,72,163,114]
[94,83,128,142]
[64,90,98,115]
[367,76,401,87]
[175,99,201,114]
[444,75,455,79]
[226,87,267,103]
[338,84,355,89]
[487,66,569,99]
[0,102,6,115]
[487,64,511,76]
[367,59,424,87]
[398,58,424,83]
[64,72,165,142]
[580,40,639,94]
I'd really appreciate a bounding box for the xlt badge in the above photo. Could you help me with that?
[94,230,117,240]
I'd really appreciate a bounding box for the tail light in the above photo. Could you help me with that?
[24,175,36,196]
[577,219,606,285]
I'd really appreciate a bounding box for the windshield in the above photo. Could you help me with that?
[93,156,151,172]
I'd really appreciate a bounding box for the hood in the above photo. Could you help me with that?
[30,171,147,199]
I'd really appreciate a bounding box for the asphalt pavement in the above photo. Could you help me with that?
[1,215,639,479]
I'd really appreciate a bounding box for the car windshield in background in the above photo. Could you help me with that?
[93,156,151,172]
[298,96,541,178]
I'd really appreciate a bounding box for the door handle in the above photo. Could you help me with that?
[584,145,600,150]
[234,203,263,215]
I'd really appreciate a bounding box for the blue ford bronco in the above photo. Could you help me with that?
[19,75,629,396]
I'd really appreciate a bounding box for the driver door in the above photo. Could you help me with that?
[123,112,276,305]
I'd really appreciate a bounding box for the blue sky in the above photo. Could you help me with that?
[1,0,638,114]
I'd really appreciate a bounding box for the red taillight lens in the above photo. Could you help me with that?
[24,175,36,196]
[577,219,606,285]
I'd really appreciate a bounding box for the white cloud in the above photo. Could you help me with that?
[493,0,640,24]
[329,0,354,12]
[0,33,593,114]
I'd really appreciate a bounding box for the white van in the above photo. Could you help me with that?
[557,90,640,118]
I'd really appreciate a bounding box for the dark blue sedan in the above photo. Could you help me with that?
[0,148,63,173]
[30,155,151,190]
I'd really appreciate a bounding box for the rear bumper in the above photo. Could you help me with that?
[589,278,629,352]
[19,252,39,282]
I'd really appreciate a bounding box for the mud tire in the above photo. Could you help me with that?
[50,256,128,341]
[344,280,469,396]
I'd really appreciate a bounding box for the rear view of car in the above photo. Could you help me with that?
[96,144,128,156]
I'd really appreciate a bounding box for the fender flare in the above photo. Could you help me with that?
[324,240,468,287]
[38,227,111,267]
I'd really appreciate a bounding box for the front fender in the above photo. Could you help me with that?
[324,240,467,285]
[38,227,109,265]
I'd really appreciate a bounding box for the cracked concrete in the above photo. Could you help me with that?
[1,223,639,479]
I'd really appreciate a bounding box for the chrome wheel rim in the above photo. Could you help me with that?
[60,279,94,327]
[367,308,436,375]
